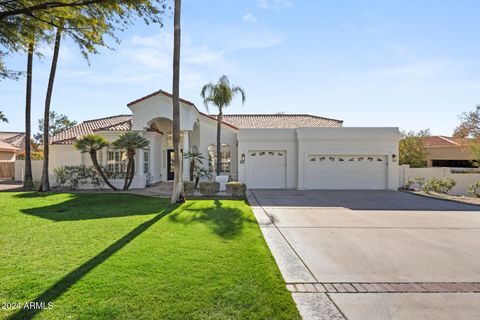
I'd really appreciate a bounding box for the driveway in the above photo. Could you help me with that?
[249,189,480,320]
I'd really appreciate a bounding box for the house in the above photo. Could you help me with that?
[0,139,19,162]
[45,90,401,190]
[0,131,40,158]
[424,136,477,167]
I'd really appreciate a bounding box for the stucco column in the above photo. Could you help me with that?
[182,130,190,181]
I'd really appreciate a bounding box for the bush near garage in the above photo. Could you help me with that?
[199,181,220,197]
[422,177,456,194]
[225,182,246,199]
[468,180,480,198]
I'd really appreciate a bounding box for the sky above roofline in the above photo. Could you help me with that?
[1,0,480,136]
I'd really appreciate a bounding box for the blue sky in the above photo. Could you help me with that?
[1,0,480,135]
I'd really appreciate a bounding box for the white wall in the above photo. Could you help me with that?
[15,160,43,181]
[400,165,480,196]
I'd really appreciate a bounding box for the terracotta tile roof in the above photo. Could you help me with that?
[0,131,25,148]
[51,115,132,144]
[0,140,20,152]
[424,136,474,147]
[212,114,343,129]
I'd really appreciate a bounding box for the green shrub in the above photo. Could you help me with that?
[468,180,480,198]
[422,177,456,194]
[405,177,425,190]
[225,182,246,198]
[183,181,195,197]
[199,181,220,197]
[54,165,104,191]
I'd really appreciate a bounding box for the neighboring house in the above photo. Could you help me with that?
[0,131,39,157]
[424,136,477,167]
[45,90,401,190]
[0,140,20,162]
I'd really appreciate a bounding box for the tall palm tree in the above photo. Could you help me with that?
[171,0,184,203]
[39,26,62,192]
[74,134,118,191]
[201,75,245,175]
[112,132,149,190]
[23,41,34,190]
[0,111,7,123]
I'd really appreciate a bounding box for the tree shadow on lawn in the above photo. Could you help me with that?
[6,208,175,320]
[16,193,177,221]
[168,199,257,239]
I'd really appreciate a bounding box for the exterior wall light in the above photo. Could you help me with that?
[392,154,397,162]
[240,153,245,164]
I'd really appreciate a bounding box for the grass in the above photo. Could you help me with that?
[0,192,300,320]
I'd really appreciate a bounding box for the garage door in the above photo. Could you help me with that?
[304,155,388,189]
[246,150,286,189]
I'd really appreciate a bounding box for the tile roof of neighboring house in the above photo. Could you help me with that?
[0,131,26,148]
[0,139,20,152]
[424,135,475,147]
[212,114,343,129]
[51,115,132,144]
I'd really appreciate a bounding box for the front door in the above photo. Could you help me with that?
[167,149,175,181]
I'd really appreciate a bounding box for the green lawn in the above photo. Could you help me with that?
[0,192,300,320]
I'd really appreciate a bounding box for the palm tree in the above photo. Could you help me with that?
[171,0,184,203]
[74,134,118,191]
[0,111,7,123]
[24,41,34,190]
[184,151,204,182]
[112,132,149,191]
[201,75,245,175]
[39,26,62,192]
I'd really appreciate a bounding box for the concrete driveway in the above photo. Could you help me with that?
[248,190,480,320]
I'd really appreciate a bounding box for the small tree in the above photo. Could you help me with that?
[74,134,117,191]
[399,129,430,168]
[112,132,149,190]
[454,105,480,138]
[34,111,77,143]
[184,151,204,181]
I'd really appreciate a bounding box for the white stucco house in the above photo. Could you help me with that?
[44,90,401,190]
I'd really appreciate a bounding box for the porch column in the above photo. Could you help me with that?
[182,130,190,181]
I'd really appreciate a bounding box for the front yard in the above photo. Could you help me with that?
[0,193,300,319]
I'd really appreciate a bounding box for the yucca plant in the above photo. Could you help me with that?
[74,134,117,190]
[112,132,149,190]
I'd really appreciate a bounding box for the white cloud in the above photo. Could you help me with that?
[258,0,292,10]
[242,13,257,23]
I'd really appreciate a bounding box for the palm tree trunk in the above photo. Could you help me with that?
[126,156,135,190]
[89,150,117,191]
[171,0,184,203]
[216,109,222,176]
[39,27,62,192]
[23,41,34,190]
[190,159,194,181]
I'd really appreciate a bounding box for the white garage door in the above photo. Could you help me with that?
[246,150,286,189]
[304,155,388,189]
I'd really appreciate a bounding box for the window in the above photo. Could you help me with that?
[107,150,127,173]
[143,150,150,174]
[208,144,231,173]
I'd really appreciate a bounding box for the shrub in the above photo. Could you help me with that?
[422,177,456,194]
[468,180,480,198]
[17,151,43,160]
[405,177,425,190]
[225,182,246,198]
[183,181,195,196]
[54,165,105,191]
[199,181,220,197]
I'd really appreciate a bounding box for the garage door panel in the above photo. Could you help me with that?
[246,150,286,189]
[305,155,388,189]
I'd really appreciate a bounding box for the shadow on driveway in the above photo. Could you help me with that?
[252,189,480,211]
